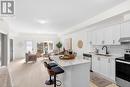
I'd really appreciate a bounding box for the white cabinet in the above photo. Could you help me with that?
[100,57,108,76]
[90,24,120,45]
[86,31,92,44]
[104,27,113,45]
[103,24,120,45]
[92,55,115,81]
[92,55,100,72]
[108,58,115,81]
[96,29,105,45]
[91,30,97,45]
[111,25,120,45]
[121,21,130,38]
[86,31,92,52]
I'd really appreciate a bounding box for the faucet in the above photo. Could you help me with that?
[102,46,109,54]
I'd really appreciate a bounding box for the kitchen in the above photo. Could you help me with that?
[0,0,130,87]
[62,12,130,87]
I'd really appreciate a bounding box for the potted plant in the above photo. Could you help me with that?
[56,42,62,53]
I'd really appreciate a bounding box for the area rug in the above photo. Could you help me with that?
[90,72,112,87]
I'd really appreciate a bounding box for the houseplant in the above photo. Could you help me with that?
[56,42,62,53]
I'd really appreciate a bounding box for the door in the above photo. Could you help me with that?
[1,33,8,66]
[0,34,1,66]
[10,39,13,62]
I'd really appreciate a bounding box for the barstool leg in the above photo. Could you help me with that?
[54,74,56,87]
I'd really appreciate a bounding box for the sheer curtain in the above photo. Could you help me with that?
[26,41,33,53]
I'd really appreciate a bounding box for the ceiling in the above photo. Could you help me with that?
[8,0,126,34]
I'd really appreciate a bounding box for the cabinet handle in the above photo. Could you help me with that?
[113,40,115,44]
[108,58,110,63]
[90,41,92,44]
[102,41,105,44]
[98,57,100,61]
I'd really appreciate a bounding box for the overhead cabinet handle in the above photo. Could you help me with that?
[108,58,111,63]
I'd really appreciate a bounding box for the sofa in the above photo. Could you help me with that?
[25,53,37,63]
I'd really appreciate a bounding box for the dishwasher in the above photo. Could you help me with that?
[83,53,92,72]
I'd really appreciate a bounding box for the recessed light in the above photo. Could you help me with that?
[37,19,48,24]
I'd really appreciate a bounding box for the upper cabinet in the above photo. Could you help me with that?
[89,24,121,45]
[121,21,130,38]
[111,24,120,45]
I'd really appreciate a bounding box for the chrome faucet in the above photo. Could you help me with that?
[102,46,109,54]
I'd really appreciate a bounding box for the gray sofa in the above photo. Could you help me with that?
[0,66,12,87]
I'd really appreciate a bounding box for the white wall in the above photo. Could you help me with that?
[14,33,60,59]
[61,30,87,58]
[0,19,9,34]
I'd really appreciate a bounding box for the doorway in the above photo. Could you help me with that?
[1,33,8,66]
[0,34,1,66]
[10,39,13,62]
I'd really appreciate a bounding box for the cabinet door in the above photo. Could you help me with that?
[108,58,115,81]
[96,29,104,45]
[91,30,97,45]
[112,24,120,45]
[100,57,108,76]
[104,27,113,45]
[86,31,92,52]
[121,21,130,38]
[92,56,100,72]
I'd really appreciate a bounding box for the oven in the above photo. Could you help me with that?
[116,49,130,87]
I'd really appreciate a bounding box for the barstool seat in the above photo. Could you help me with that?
[44,61,64,87]
[51,66,64,75]
[49,63,57,67]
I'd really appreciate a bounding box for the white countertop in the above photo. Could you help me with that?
[51,55,90,67]
[91,53,123,59]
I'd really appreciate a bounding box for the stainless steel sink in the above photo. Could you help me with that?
[95,53,112,57]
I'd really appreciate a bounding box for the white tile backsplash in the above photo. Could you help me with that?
[93,43,130,56]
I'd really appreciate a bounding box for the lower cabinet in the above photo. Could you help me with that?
[92,55,115,82]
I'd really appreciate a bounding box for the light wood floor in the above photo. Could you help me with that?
[8,58,118,87]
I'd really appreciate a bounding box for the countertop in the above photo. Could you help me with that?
[85,52,123,59]
[51,55,90,67]
[92,54,123,59]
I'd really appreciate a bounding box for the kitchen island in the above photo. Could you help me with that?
[50,55,90,87]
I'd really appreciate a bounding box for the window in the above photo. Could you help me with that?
[26,41,33,53]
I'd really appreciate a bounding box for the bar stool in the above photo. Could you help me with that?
[51,66,64,87]
[44,62,64,87]
[44,62,58,85]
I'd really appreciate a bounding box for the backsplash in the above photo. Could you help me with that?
[93,43,130,56]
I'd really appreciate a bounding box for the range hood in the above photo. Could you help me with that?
[119,37,130,43]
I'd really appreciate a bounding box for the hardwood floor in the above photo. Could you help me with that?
[8,58,118,87]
